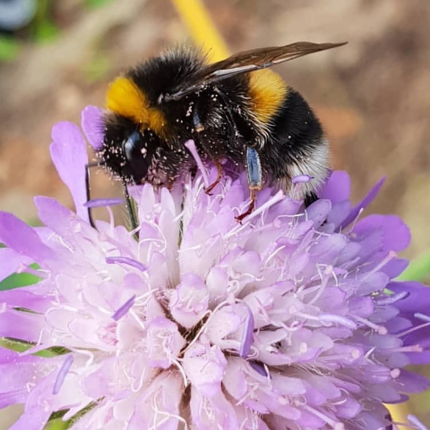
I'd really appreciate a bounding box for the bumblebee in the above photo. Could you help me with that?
[97,41,346,225]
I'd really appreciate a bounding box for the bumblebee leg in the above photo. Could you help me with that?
[236,188,259,223]
[204,160,223,195]
[192,109,205,134]
[236,147,262,222]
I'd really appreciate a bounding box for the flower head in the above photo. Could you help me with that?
[0,107,429,430]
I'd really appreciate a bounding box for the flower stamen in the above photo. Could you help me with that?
[112,295,136,321]
[106,256,147,272]
[53,355,74,395]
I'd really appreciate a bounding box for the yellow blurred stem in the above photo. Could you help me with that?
[386,403,410,427]
[170,0,413,427]
[170,0,230,61]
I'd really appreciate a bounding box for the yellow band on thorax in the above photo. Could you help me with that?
[106,77,166,136]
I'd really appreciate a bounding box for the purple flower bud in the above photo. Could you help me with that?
[169,273,209,328]
[183,342,227,397]
[146,317,186,369]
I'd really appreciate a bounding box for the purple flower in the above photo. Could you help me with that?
[0,107,429,430]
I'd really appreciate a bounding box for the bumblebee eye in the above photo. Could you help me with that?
[122,131,149,183]
[123,131,141,162]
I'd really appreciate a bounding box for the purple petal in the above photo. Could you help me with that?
[34,196,75,235]
[341,176,386,228]
[388,282,430,315]
[0,248,33,282]
[0,354,61,409]
[50,122,89,222]
[8,409,51,430]
[0,288,52,313]
[81,105,105,151]
[8,402,51,430]
[306,199,332,227]
[0,389,28,409]
[9,371,58,430]
[355,215,411,254]
[407,351,430,365]
[397,369,430,393]
[84,198,124,208]
[0,212,55,263]
[0,308,46,342]
[0,347,19,364]
[320,170,351,203]
[382,258,409,278]
[35,197,99,253]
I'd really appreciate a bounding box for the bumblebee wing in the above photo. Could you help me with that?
[165,41,347,101]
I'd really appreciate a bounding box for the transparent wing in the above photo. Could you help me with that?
[164,41,347,101]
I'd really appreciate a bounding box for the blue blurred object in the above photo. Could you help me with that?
[0,0,37,31]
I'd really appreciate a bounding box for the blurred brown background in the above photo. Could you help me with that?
[0,0,429,427]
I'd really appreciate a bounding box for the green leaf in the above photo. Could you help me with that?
[45,419,69,430]
[32,0,59,43]
[398,250,430,282]
[0,270,41,291]
[0,263,41,291]
[0,337,33,353]
[83,54,111,83]
[85,0,115,9]
[0,36,21,61]
[0,337,71,357]
[35,21,60,43]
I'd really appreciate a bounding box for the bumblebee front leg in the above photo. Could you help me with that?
[236,147,262,222]
[204,160,223,195]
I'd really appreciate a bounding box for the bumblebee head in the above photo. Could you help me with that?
[98,73,170,184]
[100,113,162,184]
[99,50,204,184]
